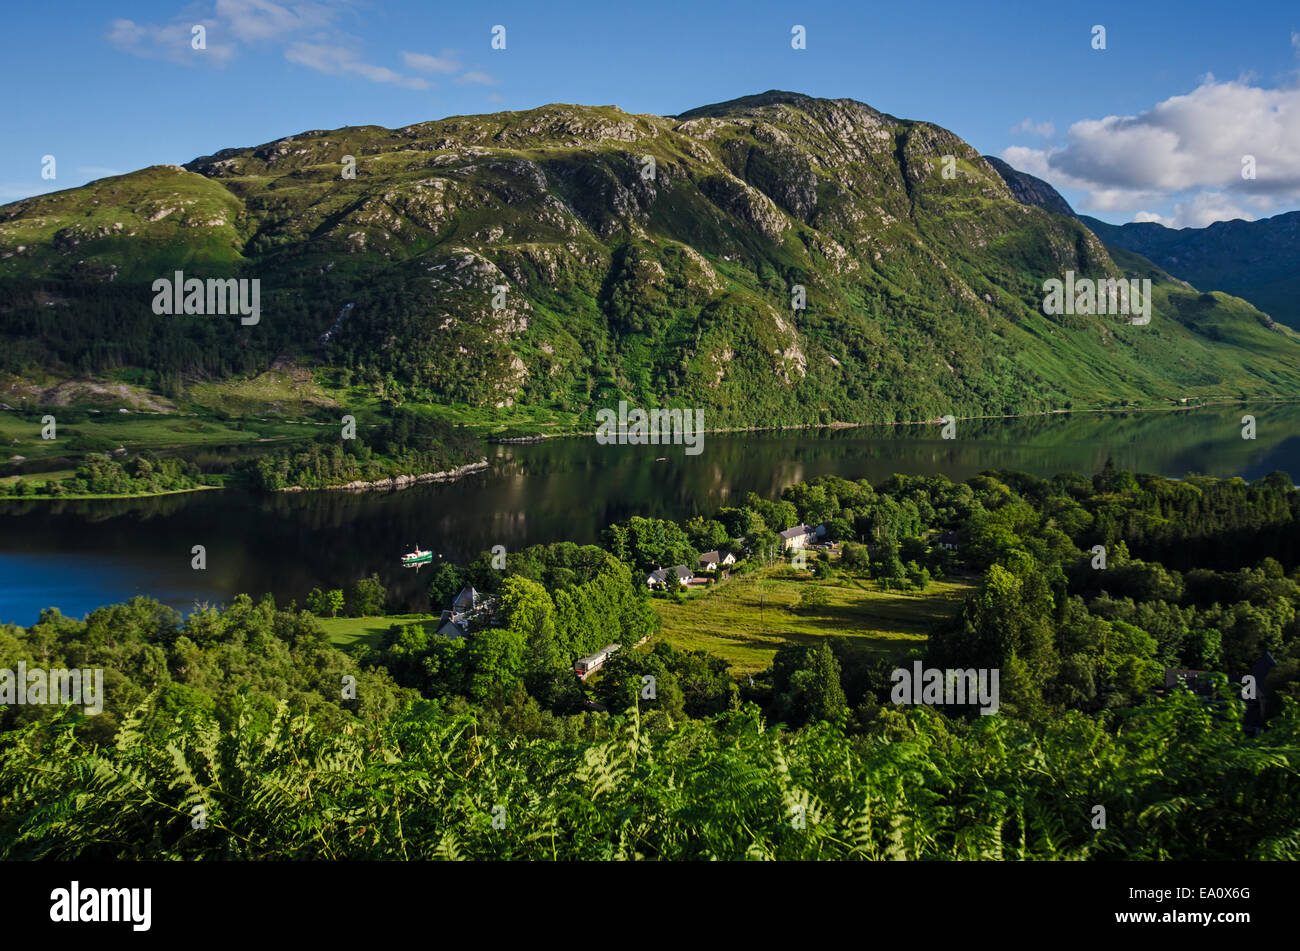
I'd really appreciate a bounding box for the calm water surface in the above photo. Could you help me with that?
[3,406,1299,625]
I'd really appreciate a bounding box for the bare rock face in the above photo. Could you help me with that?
[983,155,1077,219]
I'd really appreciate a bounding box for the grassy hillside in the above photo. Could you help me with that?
[2,91,1298,429]
[1082,211,1300,331]
[653,562,976,675]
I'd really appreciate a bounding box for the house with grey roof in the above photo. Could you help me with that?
[435,610,469,640]
[452,586,481,612]
[645,565,693,590]
[698,550,737,571]
[778,524,817,551]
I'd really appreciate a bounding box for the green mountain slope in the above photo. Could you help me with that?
[1,91,1297,427]
[1081,212,1300,331]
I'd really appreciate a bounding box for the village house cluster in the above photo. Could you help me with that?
[643,519,861,593]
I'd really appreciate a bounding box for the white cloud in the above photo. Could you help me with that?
[214,0,339,42]
[402,50,461,74]
[999,146,1163,210]
[107,3,446,92]
[1111,197,1253,229]
[1168,192,1255,228]
[106,1,340,64]
[405,52,501,89]
[285,42,429,89]
[107,18,236,65]
[1048,79,1300,195]
[998,145,1053,180]
[1011,118,1055,138]
[1001,75,1300,225]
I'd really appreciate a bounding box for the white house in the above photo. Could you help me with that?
[645,565,693,590]
[698,550,737,571]
[452,586,481,612]
[778,524,817,551]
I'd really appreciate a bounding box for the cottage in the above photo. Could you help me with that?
[1160,653,1276,735]
[936,531,962,551]
[435,610,469,640]
[1244,652,1277,736]
[645,565,693,590]
[778,524,817,551]
[698,550,737,571]
[451,586,481,612]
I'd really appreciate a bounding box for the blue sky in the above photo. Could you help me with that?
[4,0,1299,226]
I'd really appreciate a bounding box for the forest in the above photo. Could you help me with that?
[235,408,483,490]
[1,462,1297,859]
[7,450,205,497]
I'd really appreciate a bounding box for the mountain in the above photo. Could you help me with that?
[1,91,1298,429]
[982,156,1077,218]
[980,155,1298,332]
[1080,212,1300,331]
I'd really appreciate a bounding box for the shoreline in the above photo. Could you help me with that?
[4,398,1293,498]
[0,483,222,502]
[279,459,490,492]
[494,396,1300,442]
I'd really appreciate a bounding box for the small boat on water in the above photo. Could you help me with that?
[401,546,434,567]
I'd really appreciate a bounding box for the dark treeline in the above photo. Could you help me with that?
[0,279,330,387]
[236,408,483,490]
[0,273,523,411]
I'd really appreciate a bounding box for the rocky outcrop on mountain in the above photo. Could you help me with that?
[983,156,1077,218]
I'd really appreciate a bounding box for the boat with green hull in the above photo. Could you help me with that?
[401,547,434,567]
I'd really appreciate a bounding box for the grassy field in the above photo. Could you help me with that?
[186,361,340,418]
[652,564,978,676]
[0,409,331,473]
[420,400,581,436]
[316,613,436,651]
[0,468,75,485]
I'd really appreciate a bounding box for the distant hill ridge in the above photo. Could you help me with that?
[978,155,1300,331]
[1080,211,1300,330]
